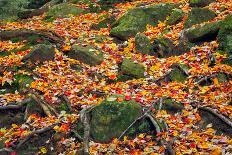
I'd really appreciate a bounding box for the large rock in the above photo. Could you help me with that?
[152,37,186,58]
[120,59,145,79]
[218,15,232,66]
[110,3,175,40]
[135,33,153,54]
[185,21,220,43]
[184,8,216,28]
[0,0,28,21]
[68,45,104,66]
[90,99,142,143]
[166,8,184,25]
[23,44,55,63]
[45,3,86,21]
[189,0,215,7]
[91,15,116,30]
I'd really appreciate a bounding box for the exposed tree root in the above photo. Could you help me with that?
[199,107,232,128]
[0,29,64,44]
[15,124,57,150]
[0,98,32,110]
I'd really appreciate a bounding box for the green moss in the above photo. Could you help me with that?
[166,8,184,25]
[90,99,142,142]
[162,98,184,113]
[135,33,153,54]
[218,15,232,56]
[110,3,175,40]
[185,21,220,42]
[0,0,28,21]
[184,8,216,28]
[120,59,145,79]
[45,3,86,21]
[68,45,103,66]
[189,0,215,7]
[169,66,188,83]
[14,74,34,92]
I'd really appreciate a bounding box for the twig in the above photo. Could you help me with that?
[16,124,57,149]
[145,114,161,133]
[0,148,14,153]
[80,108,91,155]
[0,98,31,110]
[31,94,53,116]
[118,99,160,140]
[199,107,232,128]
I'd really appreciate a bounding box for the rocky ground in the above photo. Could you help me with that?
[0,0,231,154]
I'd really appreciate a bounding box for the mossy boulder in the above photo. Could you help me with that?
[68,45,103,66]
[135,33,153,54]
[91,15,116,30]
[90,99,142,143]
[189,0,215,7]
[184,8,216,28]
[185,21,220,43]
[110,3,175,40]
[166,8,184,25]
[152,37,185,58]
[168,64,190,83]
[0,0,28,21]
[45,3,86,21]
[161,98,184,114]
[218,15,232,66]
[23,44,55,63]
[120,59,145,79]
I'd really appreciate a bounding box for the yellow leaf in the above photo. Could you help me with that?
[213,78,219,87]
[40,147,47,154]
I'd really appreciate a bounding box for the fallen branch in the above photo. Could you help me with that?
[0,148,14,153]
[16,124,57,149]
[118,99,160,140]
[145,114,161,133]
[0,29,64,44]
[199,107,232,128]
[0,98,31,110]
[80,108,91,155]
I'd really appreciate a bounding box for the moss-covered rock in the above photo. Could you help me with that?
[23,44,55,63]
[161,98,184,114]
[135,33,153,54]
[185,21,220,43]
[166,8,184,25]
[184,8,216,28]
[218,15,232,66]
[189,0,215,7]
[90,99,142,143]
[110,3,175,40]
[152,37,185,58]
[120,59,145,79]
[0,0,28,21]
[168,64,190,83]
[91,15,116,30]
[68,45,103,66]
[45,3,86,21]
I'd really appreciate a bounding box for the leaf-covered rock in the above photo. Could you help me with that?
[68,45,104,66]
[120,59,145,79]
[184,8,216,28]
[23,44,55,63]
[161,98,184,114]
[189,0,215,7]
[168,64,190,83]
[185,21,220,43]
[166,8,184,25]
[135,33,152,54]
[110,3,175,40]
[90,99,142,143]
